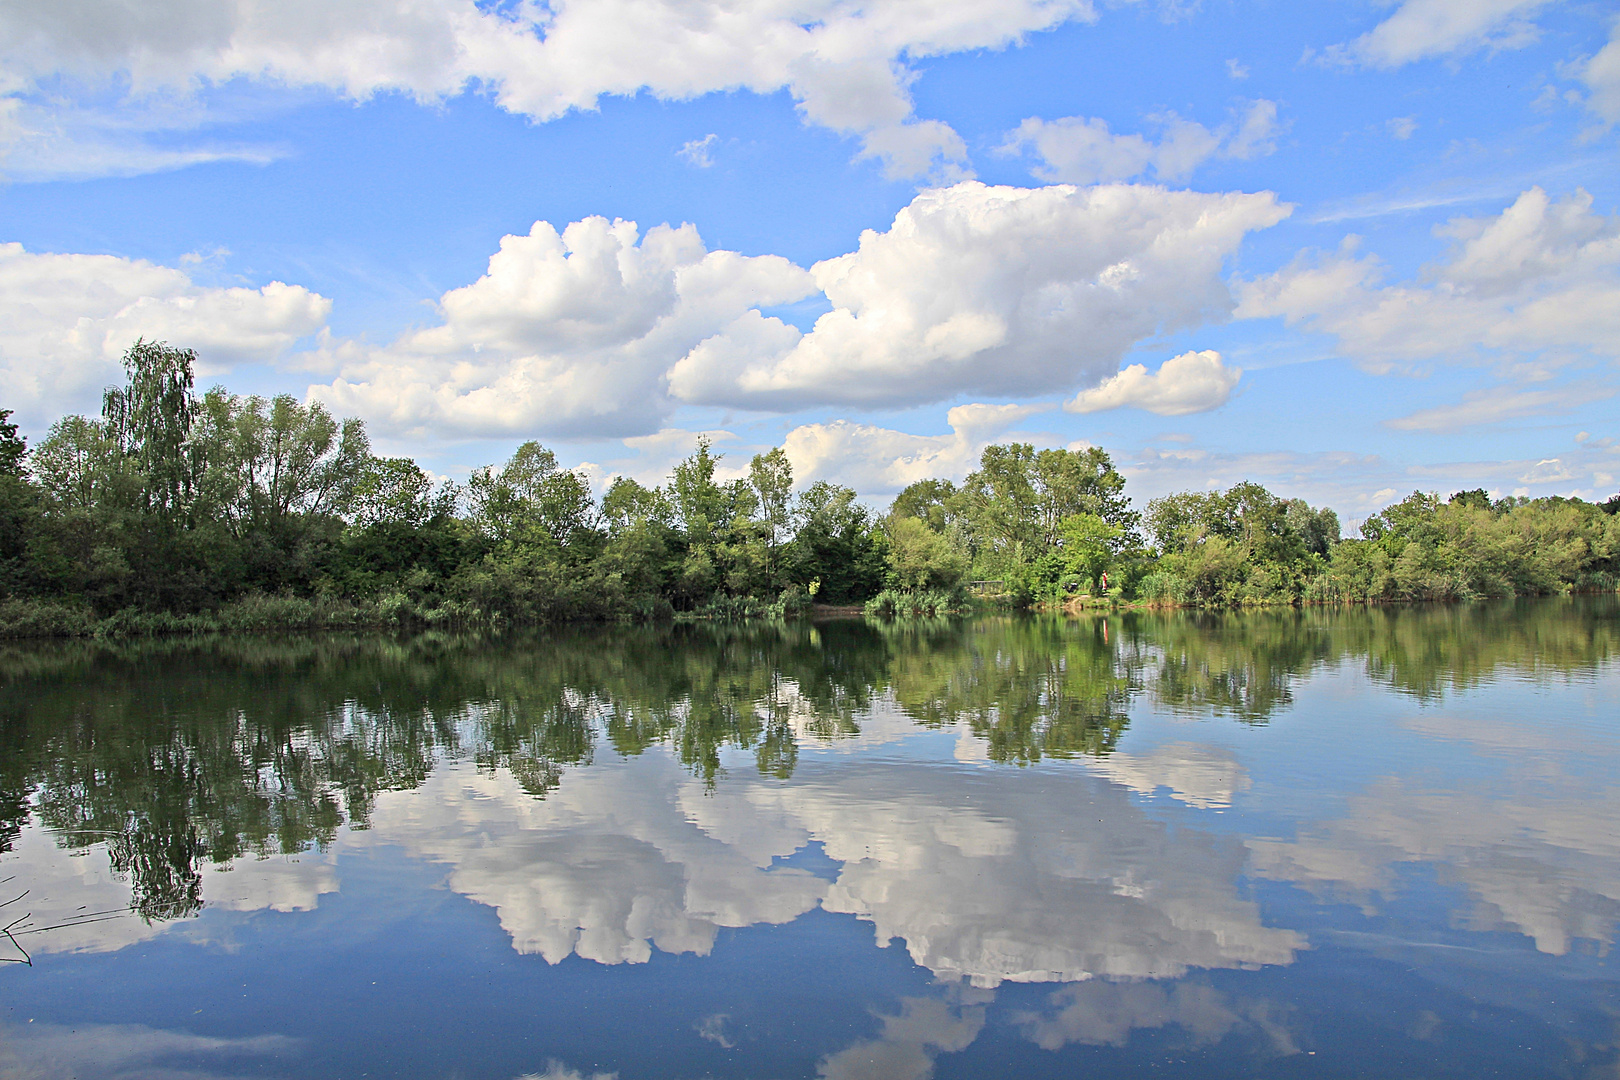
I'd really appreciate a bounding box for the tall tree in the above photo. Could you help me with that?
[469,441,596,546]
[102,339,200,520]
[0,410,24,478]
[31,416,128,513]
[889,479,956,533]
[953,443,1135,566]
[749,448,793,549]
[191,390,368,531]
[0,409,35,589]
[671,438,726,545]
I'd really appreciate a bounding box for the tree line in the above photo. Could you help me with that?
[1,340,1617,633]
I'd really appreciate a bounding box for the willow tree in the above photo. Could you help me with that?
[101,339,199,521]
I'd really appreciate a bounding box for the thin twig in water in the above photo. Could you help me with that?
[1,913,31,964]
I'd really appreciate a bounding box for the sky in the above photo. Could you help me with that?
[1,0,1618,518]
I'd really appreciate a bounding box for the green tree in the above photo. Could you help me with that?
[1057,512,1121,586]
[101,339,199,520]
[190,390,368,533]
[950,444,1136,598]
[598,477,676,607]
[468,442,597,548]
[791,481,886,603]
[885,515,969,592]
[670,437,726,546]
[353,457,438,528]
[890,478,956,533]
[749,448,794,551]
[0,409,37,595]
[1284,498,1340,557]
[0,410,24,478]
[602,476,671,533]
[33,417,130,513]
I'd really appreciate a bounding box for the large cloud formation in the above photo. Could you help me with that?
[354,729,1302,988]
[309,216,814,439]
[0,0,1106,180]
[2,181,1284,442]
[1238,186,1620,431]
[668,183,1285,410]
[0,242,330,427]
[0,821,339,959]
[308,181,1286,438]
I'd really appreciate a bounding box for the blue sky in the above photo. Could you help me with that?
[2,0,1617,517]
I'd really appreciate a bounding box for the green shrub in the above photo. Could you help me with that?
[1137,571,1190,605]
[0,598,99,638]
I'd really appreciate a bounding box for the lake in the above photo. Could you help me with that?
[2,598,1617,1079]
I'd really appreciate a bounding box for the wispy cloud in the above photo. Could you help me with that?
[1386,382,1617,432]
[677,133,718,168]
[1000,100,1282,185]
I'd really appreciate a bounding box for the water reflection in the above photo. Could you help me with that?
[2,599,1617,946]
[0,597,1616,1077]
[356,749,1300,982]
[1251,772,1620,956]
[1013,980,1298,1055]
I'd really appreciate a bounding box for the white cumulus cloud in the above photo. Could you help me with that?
[818,997,985,1080]
[9,181,1287,442]
[1066,349,1240,415]
[1251,771,1620,958]
[1014,981,1297,1055]
[302,181,1284,440]
[306,216,815,440]
[355,726,1302,988]
[668,181,1288,411]
[0,242,330,428]
[0,820,339,959]
[0,0,1109,179]
[1082,741,1252,809]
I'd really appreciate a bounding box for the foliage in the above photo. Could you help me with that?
[0,345,894,629]
[863,587,964,618]
[0,409,25,478]
[884,515,969,592]
[3,338,1617,634]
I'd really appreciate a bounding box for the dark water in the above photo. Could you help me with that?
[2,599,1618,1079]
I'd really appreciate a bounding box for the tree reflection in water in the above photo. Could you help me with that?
[0,596,1615,928]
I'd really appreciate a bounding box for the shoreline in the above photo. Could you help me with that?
[3,587,1617,641]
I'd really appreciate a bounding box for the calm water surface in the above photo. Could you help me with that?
[2,599,1618,1078]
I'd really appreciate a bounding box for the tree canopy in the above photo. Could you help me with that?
[1,339,1616,630]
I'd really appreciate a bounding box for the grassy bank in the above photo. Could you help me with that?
[0,593,496,639]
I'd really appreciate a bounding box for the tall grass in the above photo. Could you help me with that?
[864,588,967,618]
[0,593,472,639]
